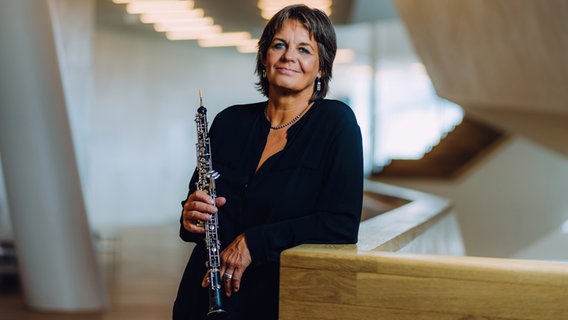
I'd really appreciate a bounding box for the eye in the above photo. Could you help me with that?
[299,47,311,54]
[272,41,286,49]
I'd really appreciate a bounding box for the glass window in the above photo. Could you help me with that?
[332,21,463,175]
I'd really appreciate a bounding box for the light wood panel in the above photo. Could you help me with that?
[359,181,453,252]
[280,182,566,319]
[280,248,568,320]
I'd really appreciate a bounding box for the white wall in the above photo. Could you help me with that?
[0,17,424,233]
[379,137,568,259]
[90,27,263,228]
[87,22,399,229]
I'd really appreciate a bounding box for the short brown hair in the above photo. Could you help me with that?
[255,4,337,100]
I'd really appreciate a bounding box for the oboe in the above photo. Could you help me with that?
[194,90,227,319]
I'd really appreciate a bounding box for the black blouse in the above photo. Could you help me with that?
[174,98,363,320]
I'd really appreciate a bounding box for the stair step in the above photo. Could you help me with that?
[374,116,504,179]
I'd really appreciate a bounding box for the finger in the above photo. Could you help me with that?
[201,271,209,288]
[215,196,227,207]
[183,209,212,224]
[181,210,209,234]
[223,269,235,296]
[182,218,206,234]
[184,199,217,216]
[231,269,244,293]
[182,198,216,234]
[190,190,215,205]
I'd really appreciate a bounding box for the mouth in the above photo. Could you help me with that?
[275,67,298,74]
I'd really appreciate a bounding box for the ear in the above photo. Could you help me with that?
[317,70,322,78]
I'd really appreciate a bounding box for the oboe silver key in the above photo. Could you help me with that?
[194,89,227,319]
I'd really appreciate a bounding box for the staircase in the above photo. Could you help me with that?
[374,116,505,179]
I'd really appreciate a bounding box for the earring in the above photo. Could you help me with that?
[316,77,321,91]
[262,69,266,78]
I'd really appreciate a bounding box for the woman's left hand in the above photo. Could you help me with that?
[200,233,252,296]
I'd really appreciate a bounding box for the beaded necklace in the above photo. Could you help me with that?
[264,103,311,130]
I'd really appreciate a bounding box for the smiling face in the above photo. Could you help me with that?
[263,19,321,98]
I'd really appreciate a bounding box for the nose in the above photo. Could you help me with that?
[281,47,295,61]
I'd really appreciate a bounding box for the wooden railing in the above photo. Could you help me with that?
[279,181,568,320]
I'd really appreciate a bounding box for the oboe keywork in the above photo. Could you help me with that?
[194,90,227,319]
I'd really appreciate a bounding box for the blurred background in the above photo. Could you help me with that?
[1,0,567,318]
[1,0,465,231]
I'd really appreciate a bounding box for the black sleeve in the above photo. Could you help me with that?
[244,115,364,265]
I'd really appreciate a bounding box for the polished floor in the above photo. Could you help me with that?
[0,224,194,320]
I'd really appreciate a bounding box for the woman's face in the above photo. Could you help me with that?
[264,19,321,97]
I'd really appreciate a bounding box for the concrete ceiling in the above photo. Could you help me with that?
[394,0,568,158]
[95,0,399,38]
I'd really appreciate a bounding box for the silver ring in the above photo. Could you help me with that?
[223,273,233,280]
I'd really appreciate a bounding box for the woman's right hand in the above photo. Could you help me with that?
[182,190,226,234]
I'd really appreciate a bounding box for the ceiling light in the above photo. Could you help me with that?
[258,0,331,7]
[158,23,219,34]
[153,18,214,32]
[198,32,252,47]
[258,0,332,20]
[165,26,223,40]
[139,10,205,24]
[126,1,194,14]
[112,1,264,52]
[260,8,332,20]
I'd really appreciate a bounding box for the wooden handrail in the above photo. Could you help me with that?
[280,247,568,320]
[359,180,454,252]
[279,181,568,319]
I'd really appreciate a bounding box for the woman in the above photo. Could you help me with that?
[173,4,363,320]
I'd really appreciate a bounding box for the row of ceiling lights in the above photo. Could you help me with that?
[111,0,352,62]
[112,0,253,50]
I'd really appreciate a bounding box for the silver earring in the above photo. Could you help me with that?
[262,69,266,78]
[316,77,321,91]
